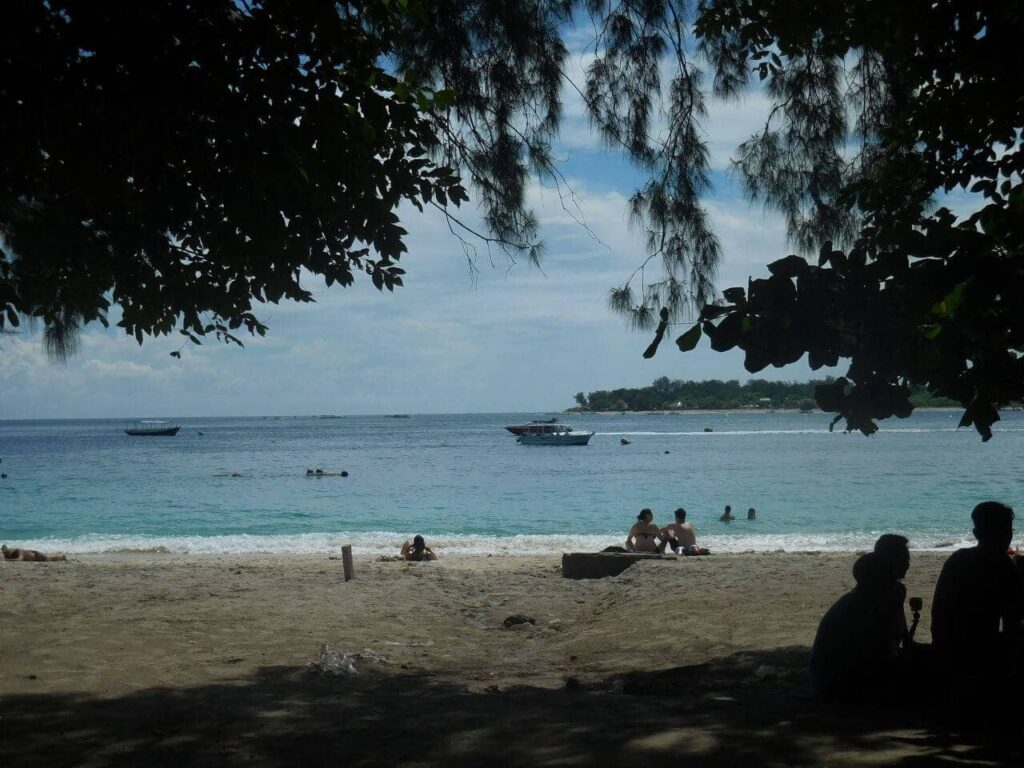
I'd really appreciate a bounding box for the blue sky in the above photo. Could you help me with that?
[0,54,819,420]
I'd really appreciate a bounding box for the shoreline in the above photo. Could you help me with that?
[1,534,976,558]
[7,550,1010,766]
[568,406,970,416]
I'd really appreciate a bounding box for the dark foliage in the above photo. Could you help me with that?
[643,0,1024,440]
[0,0,466,355]
[578,375,960,412]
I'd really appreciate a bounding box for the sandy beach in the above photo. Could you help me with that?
[1,551,1019,766]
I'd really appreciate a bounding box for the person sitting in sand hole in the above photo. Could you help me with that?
[401,535,438,561]
[625,509,664,553]
[2,544,67,562]
[660,508,711,555]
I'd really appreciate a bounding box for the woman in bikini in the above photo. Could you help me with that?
[400,535,438,561]
[625,509,664,553]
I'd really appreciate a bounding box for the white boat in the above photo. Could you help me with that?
[516,425,594,446]
[505,417,560,435]
[124,420,181,436]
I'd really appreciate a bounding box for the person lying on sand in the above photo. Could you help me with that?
[660,508,711,555]
[401,535,438,561]
[2,544,67,562]
[625,509,664,553]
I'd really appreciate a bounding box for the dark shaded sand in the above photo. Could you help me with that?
[2,552,1020,766]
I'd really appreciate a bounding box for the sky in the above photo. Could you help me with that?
[0,44,820,420]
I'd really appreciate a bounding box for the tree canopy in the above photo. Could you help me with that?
[0,0,466,356]
[2,1,1021,441]
[639,0,1024,440]
[572,376,958,412]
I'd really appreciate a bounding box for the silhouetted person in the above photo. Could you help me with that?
[932,502,1023,681]
[810,553,905,703]
[719,505,734,522]
[874,533,911,644]
[747,507,756,520]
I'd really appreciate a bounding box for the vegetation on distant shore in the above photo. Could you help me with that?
[572,377,959,413]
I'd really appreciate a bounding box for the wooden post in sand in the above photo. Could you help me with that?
[341,545,354,581]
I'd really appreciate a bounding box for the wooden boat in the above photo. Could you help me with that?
[124,420,181,436]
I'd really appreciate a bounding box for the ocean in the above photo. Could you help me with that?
[1,410,1022,556]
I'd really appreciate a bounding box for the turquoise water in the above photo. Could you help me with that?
[1,411,1022,555]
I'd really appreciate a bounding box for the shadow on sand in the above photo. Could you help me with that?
[2,646,1019,767]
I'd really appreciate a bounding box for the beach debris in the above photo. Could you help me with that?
[355,649,390,665]
[620,438,631,445]
[502,614,536,628]
[754,665,777,681]
[341,544,354,581]
[309,644,358,677]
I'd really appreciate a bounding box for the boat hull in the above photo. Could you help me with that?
[125,426,181,436]
[517,431,594,446]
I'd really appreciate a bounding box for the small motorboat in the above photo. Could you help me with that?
[516,425,594,446]
[124,420,181,436]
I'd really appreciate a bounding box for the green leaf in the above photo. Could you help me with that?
[675,323,702,352]
[767,255,808,278]
[721,287,746,304]
[433,89,458,109]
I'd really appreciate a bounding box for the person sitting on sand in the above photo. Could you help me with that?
[660,508,710,555]
[625,509,664,553]
[932,501,1023,680]
[401,535,438,562]
[719,505,734,522]
[873,534,912,646]
[2,544,67,562]
[809,552,905,703]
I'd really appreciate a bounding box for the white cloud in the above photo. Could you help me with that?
[1,57,817,420]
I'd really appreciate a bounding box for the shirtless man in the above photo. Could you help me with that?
[719,505,735,522]
[2,544,67,562]
[661,508,710,555]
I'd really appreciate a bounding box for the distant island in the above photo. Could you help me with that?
[570,377,960,413]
